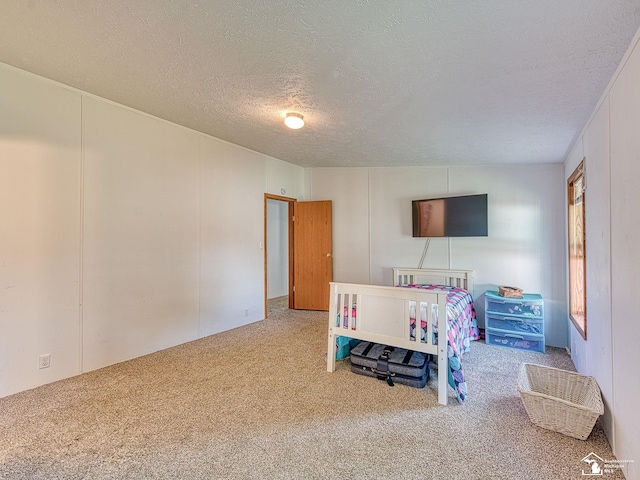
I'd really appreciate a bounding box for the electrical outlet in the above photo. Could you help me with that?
[39,354,51,369]
[244,309,249,317]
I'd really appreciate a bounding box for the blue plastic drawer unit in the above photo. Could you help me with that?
[485,328,545,353]
[485,292,543,317]
[484,290,544,353]
[485,313,543,335]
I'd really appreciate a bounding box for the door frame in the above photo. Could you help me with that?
[264,193,296,317]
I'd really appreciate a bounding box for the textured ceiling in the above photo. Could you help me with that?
[1,1,640,168]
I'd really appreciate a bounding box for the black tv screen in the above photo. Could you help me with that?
[412,194,488,237]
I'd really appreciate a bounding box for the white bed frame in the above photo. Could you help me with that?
[326,268,474,405]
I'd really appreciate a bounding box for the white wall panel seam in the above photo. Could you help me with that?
[197,134,203,339]
[79,94,85,374]
[606,94,616,454]
[367,168,372,284]
[447,168,452,270]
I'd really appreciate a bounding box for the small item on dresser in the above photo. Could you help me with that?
[498,286,523,298]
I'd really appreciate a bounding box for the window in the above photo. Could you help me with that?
[568,159,586,339]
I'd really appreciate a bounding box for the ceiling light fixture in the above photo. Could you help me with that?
[284,112,304,129]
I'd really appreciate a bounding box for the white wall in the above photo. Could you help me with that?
[266,156,305,200]
[308,163,567,348]
[0,62,305,398]
[0,65,82,396]
[565,99,615,440]
[307,168,371,285]
[609,36,640,477]
[565,29,640,479]
[199,135,267,337]
[82,97,201,371]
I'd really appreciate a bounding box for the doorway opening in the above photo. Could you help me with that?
[264,195,333,316]
[264,194,295,317]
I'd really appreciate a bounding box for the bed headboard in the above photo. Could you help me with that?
[392,268,474,295]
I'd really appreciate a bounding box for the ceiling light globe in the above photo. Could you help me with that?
[284,113,304,129]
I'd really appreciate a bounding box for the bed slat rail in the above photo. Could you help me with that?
[327,281,450,405]
[393,268,474,296]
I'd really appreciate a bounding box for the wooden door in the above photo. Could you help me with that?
[292,200,332,310]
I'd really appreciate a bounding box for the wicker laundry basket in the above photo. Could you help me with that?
[517,363,604,440]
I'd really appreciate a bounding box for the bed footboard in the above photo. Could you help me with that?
[326,282,450,405]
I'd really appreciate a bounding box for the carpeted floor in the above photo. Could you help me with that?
[0,297,622,479]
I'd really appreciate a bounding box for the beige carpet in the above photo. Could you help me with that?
[0,297,623,479]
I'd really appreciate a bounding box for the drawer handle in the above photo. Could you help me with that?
[504,334,524,340]
[488,315,525,323]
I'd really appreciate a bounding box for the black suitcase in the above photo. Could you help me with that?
[349,342,430,388]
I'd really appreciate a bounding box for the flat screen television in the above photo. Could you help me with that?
[412,194,488,237]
